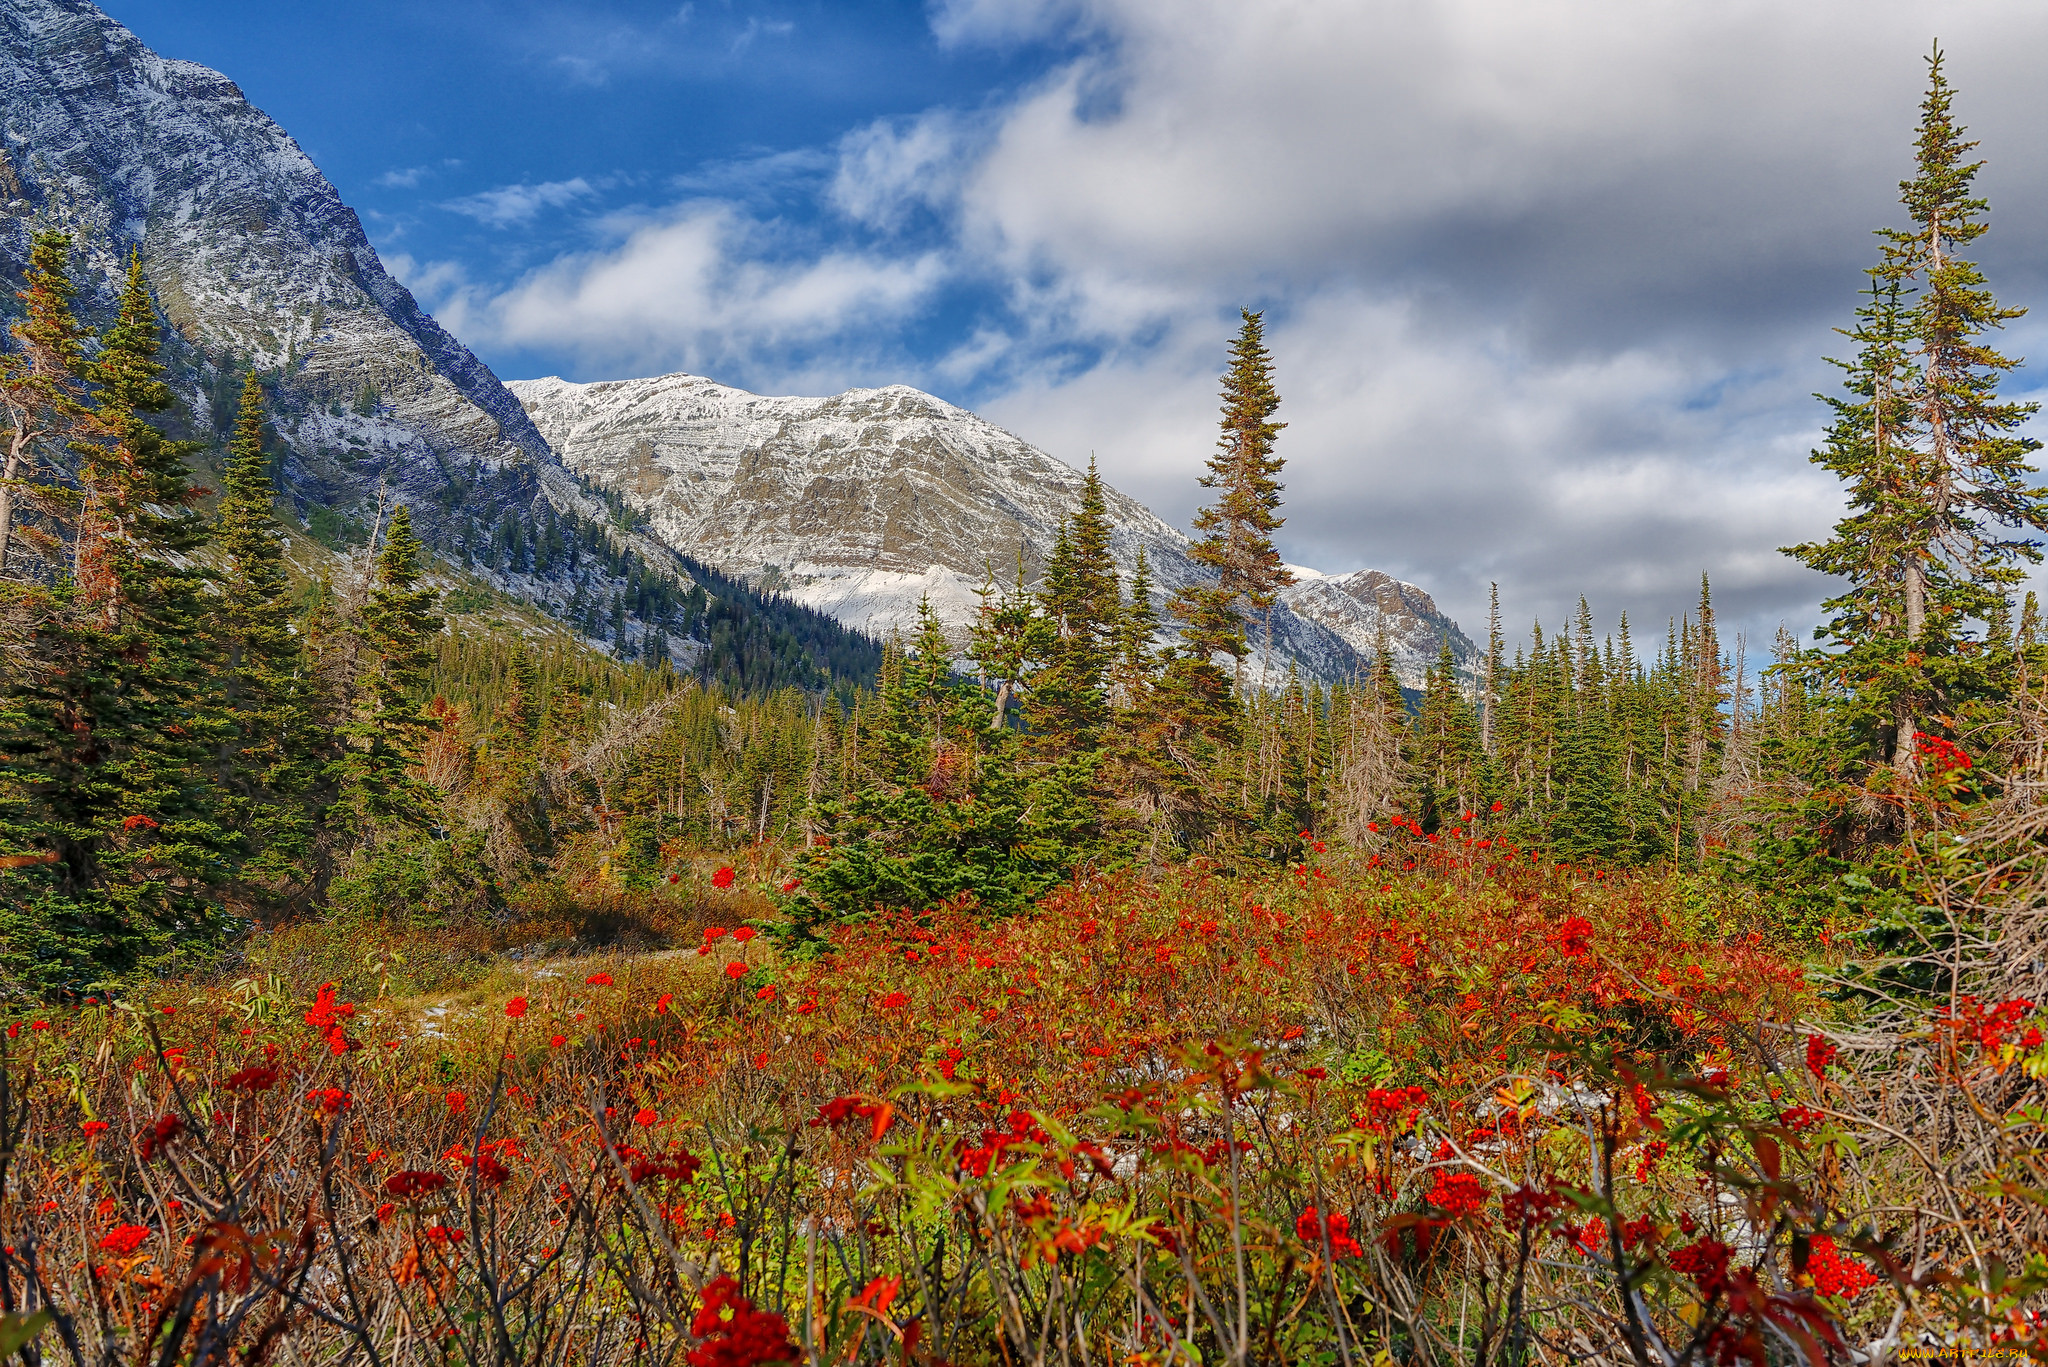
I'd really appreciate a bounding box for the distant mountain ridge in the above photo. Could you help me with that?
[510,372,1477,686]
[0,0,1470,690]
[0,0,876,688]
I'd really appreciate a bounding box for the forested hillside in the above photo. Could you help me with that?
[0,47,2045,1367]
[5,46,2047,988]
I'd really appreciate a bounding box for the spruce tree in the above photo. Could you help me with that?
[1481,583,1503,755]
[332,506,444,838]
[1028,461,1120,753]
[968,547,1046,735]
[792,599,1092,940]
[1412,636,1482,830]
[214,370,314,884]
[1789,47,2045,773]
[1148,312,1295,853]
[1552,703,1626,866]
[1109,545,1158,709]
[1174,309,1294,689]
[0,253,236,993]
[1369,625,1408,721]
[0,230,91,575]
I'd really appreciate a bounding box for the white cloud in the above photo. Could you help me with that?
[972,289,1841,635]
[467,202,946,380]
[444,178,597,227]
[897,0,2048,638]
[828,111,979,233]
[672,147,833,202]
[444,0,2048,641]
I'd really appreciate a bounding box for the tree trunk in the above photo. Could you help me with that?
[0,417,36,575]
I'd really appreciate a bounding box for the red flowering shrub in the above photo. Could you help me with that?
[1806,1235,1879,1299]
[136,1113,182,1160]
[11,860,1939,1364]
[1502,1183,1565,1232]
[1804,1032,1837,1078]
[810,1094,895,1141]
[1667,1236,1734,1296]
[303,983,357,1056]
[1550,915,1593,959]
[309,1088,351,1115]
[383,1171,450,1199]
[627,1148,702,1185]
[1425,1170,1487,1220]
[1913,730,1973,774]
[97,1224,150,1256]
[1296,1205,1364,1258]
[468,1152,512,1189]
[687,1275,798,1367]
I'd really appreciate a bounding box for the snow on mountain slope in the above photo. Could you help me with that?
[511,373,1474,685]
[0,0,882,679]
[1282,571,1477,683]
[0,0,554,526]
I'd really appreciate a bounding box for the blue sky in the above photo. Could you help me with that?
[101,0,1065,383]
[99,0,2048,646]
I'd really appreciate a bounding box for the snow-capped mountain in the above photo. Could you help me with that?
[1281,570,1477,684]
[0,0,880,679]
[0,0,1469,688]
[510,373,1474,686]
[0,0,548,530]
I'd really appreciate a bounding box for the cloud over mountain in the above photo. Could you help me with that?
[397,0,2048,643]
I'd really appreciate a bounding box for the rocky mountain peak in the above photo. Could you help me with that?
[512,372,1476,687]
[0,0,878,688]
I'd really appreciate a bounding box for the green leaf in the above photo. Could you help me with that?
[0,1311,53,1358]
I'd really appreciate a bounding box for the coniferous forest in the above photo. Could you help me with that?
[0,48,2044,1367]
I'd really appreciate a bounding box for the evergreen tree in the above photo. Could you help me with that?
[1481,583,1503,754]
[0,230,91,575]
[1552,705,1626,866]
[1788,47,2045,774]
[332,506,444,838]
[1174,309,1294,689]
[1411,636,1482,830]
[0,254,236,992]
[791,600,1093,942]
[1029,462,1120,752]
[214,370,315,885]
[1109,545,1158,709]
[1368,625,1408,721]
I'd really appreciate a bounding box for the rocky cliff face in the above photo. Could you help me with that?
[0,0,556,533]
[0,0,1466,690]
[1281,570,1477,686]
[511,372,1475,686]
[0,0,873,682]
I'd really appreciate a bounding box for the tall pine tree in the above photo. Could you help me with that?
[1790,47,2045,774]
[214,369,314,886]
[0,253,236,992]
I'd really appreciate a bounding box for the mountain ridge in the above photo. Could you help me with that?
[510,371,1477,686]
[0,0,879,689]
[0,0,1470,693]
